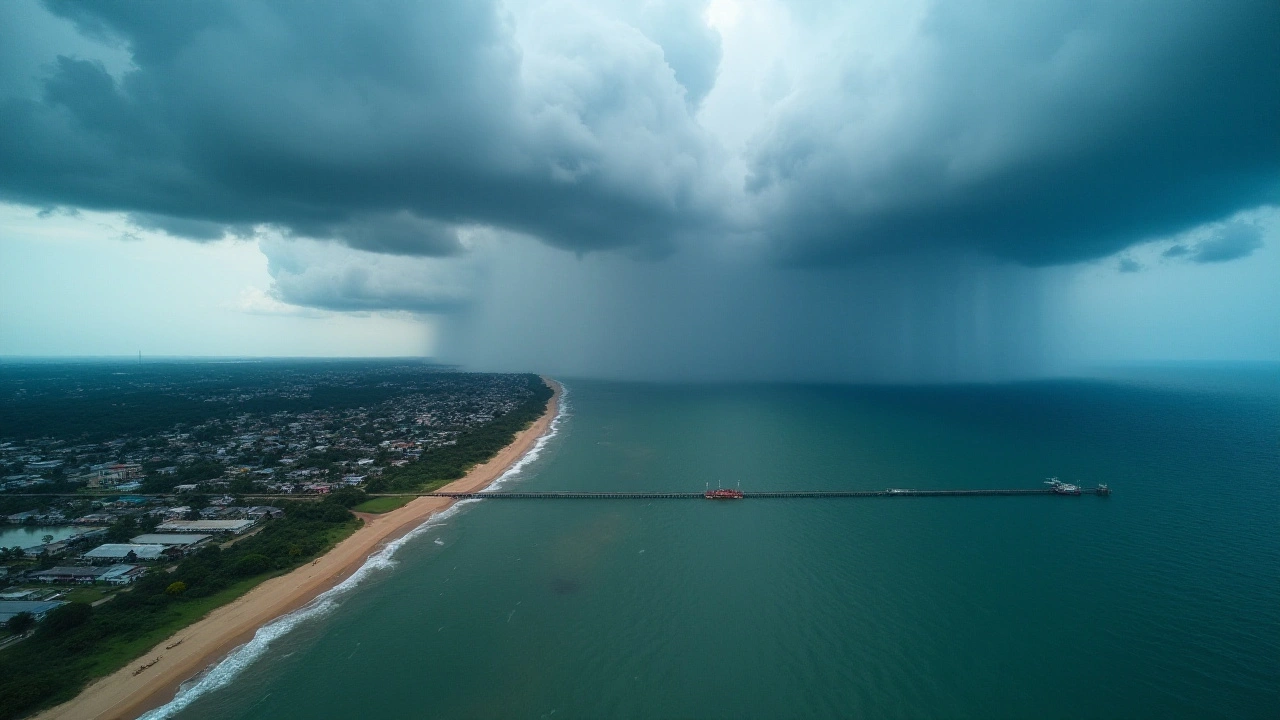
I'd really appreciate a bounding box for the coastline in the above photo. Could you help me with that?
[36,377,561,720]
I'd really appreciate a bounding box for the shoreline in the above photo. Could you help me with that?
[36,377,561,720]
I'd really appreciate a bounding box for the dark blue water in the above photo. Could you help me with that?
[162,366,1279,719]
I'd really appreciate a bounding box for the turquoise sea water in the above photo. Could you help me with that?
[158,368,1277,719]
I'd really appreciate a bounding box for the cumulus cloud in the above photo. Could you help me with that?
[0,0,726,256]
[1151,219,1265,265]
[1188,222,1264,264]
[229,287,329,318]
[289,212,464,258]
[0,0,1275,357]
[1118,258,1141,273]
[629,0,723,108]
[128,212,255,241]
[743,0,1280,266]
[260,236,481,313]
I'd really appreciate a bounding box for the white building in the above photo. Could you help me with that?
[83,544,167,562]
[154,519,256,534]
[129,533,212,549]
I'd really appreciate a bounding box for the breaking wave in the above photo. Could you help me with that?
[139,382,569,719]
[485,381,569,492]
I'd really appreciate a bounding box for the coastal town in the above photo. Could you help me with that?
[0,362,549,659]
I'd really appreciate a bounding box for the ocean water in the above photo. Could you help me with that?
[158,368,1278,719]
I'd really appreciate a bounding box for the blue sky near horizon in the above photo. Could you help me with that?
[0,0,1276,379]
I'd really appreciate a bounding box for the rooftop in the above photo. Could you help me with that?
[84,544,168,560]
[154,519,256,533]
[130,533,212,546]
[0,600,66,622]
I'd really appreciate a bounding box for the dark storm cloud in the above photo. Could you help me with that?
[128,213,255,241]
[0,0,723,255]
[437,241,1051,382]
[259,237,477,313]
[1117,258,1141,274]
[746,0,1280,266]
[0,0,1275,275]
[1188,222,1264,264]
[289,213,464,258]
[1161,245,1189,259]
[270,271,467,314]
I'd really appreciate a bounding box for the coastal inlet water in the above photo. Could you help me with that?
[164,369,1278,719]
[0,526,87,550]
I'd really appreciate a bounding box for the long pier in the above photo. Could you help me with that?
[418,487,1110,500]
[5,486,1109,501]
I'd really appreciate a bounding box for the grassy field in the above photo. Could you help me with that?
[352,495,413,513]
[60,586,115,605]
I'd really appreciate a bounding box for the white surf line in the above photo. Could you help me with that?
[139,383,569,719]
[484,382,569,493]
[137,498,476,720]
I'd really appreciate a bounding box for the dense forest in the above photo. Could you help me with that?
[0,498,360,719]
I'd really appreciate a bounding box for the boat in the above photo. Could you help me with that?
[705,488,744,499]
[705,482,744,500]
[1044,477,1081,495]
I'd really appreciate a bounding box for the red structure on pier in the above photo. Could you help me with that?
[704,488,744,499]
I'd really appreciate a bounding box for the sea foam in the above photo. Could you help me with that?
[139,383,569,719]
[485,382,568,493]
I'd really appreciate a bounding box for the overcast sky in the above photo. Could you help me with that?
[1,0,1276,380]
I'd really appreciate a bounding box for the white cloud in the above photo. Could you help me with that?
[259,236,483,314]
[229,287,329,318]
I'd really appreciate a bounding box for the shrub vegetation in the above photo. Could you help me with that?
[367,375,552,493]
[0,500,358,719]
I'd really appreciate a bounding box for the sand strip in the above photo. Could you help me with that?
[36,377,561,720]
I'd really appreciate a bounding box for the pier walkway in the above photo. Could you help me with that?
[414,487,1110,500]
[6,487,1110,501]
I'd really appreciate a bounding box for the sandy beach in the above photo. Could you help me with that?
[36,377,561,720]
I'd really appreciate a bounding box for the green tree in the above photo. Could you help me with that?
[326,487,368,508]
[36,603,91,638]
[165,581,187,596]
[105,516,138,543]
[234,554,272,576]
[5,612,34,635]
